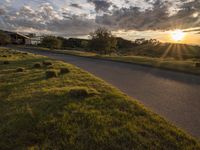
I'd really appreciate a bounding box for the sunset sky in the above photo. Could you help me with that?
[0,0,199,44]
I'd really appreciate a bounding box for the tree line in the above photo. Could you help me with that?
[0,28,161,55]
[39,28,161,54]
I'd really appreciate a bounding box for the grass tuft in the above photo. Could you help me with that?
[16,67,25,72]
[33,62,42,68]
[43,61,53,66]
[46,69,58,78]
[60,67,70,74]
[68,87,90,98]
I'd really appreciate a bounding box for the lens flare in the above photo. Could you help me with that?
[171,30,185,42]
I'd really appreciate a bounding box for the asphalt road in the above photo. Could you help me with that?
[17,48,200,138]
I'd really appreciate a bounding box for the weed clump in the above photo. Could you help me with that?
[3,61,10,64]
[46,69,58,78]
[69,87,90,98]
[43,61,52,66]
[16,67,25,72]
[33,62,42,68]
[60,67,70,74]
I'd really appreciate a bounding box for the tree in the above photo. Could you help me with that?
[0,31,11,45]
[41,36,62,49]
[90,28,117,54]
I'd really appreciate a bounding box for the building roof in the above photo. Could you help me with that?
[0,30,30,39]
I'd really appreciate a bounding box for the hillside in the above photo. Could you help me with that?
[0,47,200,149]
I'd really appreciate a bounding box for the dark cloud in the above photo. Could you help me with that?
[96,0,200,31]
[70,3,82,9]
[87,0,112,12]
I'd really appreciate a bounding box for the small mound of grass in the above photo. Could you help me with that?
[60,67,70,74]
[43,61,53,66]
[33,62,42,68]
[3,61,10,64]
[2,55,7,57]
[16,67,25,72]
[46,69,58,78]
[68,87,90,98]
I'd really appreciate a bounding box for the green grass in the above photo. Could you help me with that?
[0,47,200,149]
[15,45,200,75]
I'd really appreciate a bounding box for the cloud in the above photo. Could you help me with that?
[184,28,200,33]
[0,2,98,35]
[87,0,112,12]
[0,0,199,36]
[0,8,6,15]
[96,0,200,31]
[70,3,82,9]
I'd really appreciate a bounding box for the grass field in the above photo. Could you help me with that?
[0,47,200,149]
[15,45,200,75]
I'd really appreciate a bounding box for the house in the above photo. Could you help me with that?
[27,33,43,45]
[0,30,42,45]
[1,30,31,45]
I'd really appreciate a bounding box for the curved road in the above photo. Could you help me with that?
[17,48,200,138]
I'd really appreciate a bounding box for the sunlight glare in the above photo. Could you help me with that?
[171,30,185,42]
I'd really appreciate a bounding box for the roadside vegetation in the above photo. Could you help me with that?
[0,47,200,149]
[0,31,11,45]
[21,28,200,75]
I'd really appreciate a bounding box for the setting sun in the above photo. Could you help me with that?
[171,30,185,42]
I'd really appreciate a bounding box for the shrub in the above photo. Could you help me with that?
[46,70,58,78]
[43,61,52,66]
[41,36,62,49]
[0,31,11,45]
[60,67,70,74]
[16,67,25,72]
[3,61,9,64]
[33,62,42,68]
[69,87,90,98]
[195,62,200,68]
[2,55,7,57]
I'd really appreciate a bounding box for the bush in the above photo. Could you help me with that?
[41,36,62,49]
[195,62,200,68]
[0,31,11,45]
[3,61,10,64]
[69,87,90,98]
[43,61,52,66]
[46,70,58,78]
[16,67,25,72]
[60,67,70,74]
[33,62,42,68]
